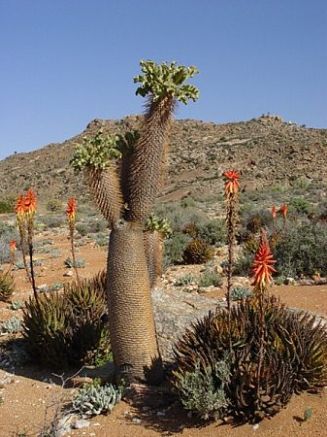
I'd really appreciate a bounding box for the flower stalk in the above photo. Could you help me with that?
[223,170,240,351]
[66,197,80,285]
[279,203,288,227]
[15,189,38,303]
[251,230,277,408]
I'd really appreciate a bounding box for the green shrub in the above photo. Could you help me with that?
[0,198,14,214]
[164,232,191,267]
[198,270,222,288]
[274,223,327,277]
[198,219,226,247]
[0,223,18,264]
[76,218,107,236]
[22,273,110,370]
[40,214,65,229]
[238,209,273,242]
[0,316,22,334]
[46,199,62,212]
[234,249,253,276]
[173,359,230,420]
[181,196,196,208]
[289,197,311,215]
[230,286,252,301]
[174,273,196,287]
[64,257,86,269]
[0,271,15,302]
[173,297,327,423]
[183,239,214,265]
[155,202,207,232]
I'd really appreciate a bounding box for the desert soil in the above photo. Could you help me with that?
[0,230,327,436]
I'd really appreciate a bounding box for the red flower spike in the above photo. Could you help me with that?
[15,195,26,217]
[24,189,37,215]
[223,170,240,196]
[66,197,77,223]
[251,232,277,289]
[279,203,288,219]
[271,205,277,220]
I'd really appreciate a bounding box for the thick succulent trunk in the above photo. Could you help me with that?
[127,96,175,222]
[143,230,163,289]
[86,166,123,227]
[107,221,162,383]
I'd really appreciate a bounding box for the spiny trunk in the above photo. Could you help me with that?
[107,222,162,384]
[127,96,175,222]
[86,166,123,227]
[143,230,163,289]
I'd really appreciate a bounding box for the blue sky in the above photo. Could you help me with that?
[0,0,326,159]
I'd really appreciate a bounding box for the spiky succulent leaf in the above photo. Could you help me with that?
[22,274,110,370]
[173,296,327,423]
[72,382,123,417]
[0,271,15,302]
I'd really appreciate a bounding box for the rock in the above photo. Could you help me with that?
[37,284,48,292]
[285,277,296,285]
[72,418,90,429]
[63,270,73,277]
[55,414,76,437]
[152,287,224,361]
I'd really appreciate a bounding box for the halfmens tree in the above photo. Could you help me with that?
[72,61,199,383]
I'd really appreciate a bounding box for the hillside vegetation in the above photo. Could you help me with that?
[0,114,326,213]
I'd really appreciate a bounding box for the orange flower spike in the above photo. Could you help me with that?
[223,170,240,196]
[271,205,277,220]
[24,189,37,216]
[66,197,77,223]
[251,232,277,289]
[15,195,26,217]
[279,203,288,220]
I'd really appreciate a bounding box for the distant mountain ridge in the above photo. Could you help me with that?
[0,115,326,208]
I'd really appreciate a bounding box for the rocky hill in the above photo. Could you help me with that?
[0,115,326,211]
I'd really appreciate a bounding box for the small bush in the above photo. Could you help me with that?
[0,223,18,264]
[0,271,15,302]
[72,381,123,418]
[289,197,311,215]
[230,286,252,301]
[155,203,207,232]
[175,273,196,287]
[198,270,222,288]
[1,316,22,334]
[181,196,196,208]
[173,359,230,420]
[40,214,65,229]
[0,198,14,214]
[10,301,24,310]
[198,219,226,247]
[64,257,86,269]
[164,232,191,266]
[46,199,62,212]
[234,250,253,276]
[22,273,110,370]
[76,218,108,236]
[274,223,327,277]
[183,239,214,265]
